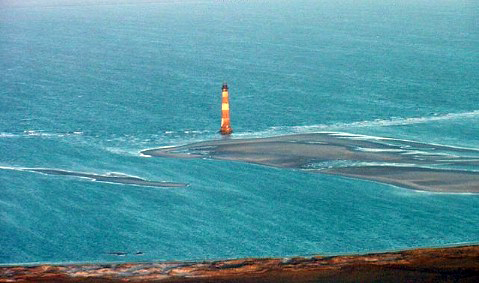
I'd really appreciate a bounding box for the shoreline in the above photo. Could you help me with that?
[141,133,479,193]
[2,244,478,282]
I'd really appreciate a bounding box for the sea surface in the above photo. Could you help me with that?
[1,0,478,264]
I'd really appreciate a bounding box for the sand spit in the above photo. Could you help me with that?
[141,133,479,193]
[1,245,478,282]
[26,168,188,188]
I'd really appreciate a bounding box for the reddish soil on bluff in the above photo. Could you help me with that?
[1,245,479,282]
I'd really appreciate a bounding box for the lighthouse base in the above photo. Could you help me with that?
[220,127,233,135]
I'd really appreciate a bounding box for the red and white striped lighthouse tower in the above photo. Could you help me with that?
[220,82,233,135]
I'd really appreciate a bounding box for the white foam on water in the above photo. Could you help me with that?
[356,162,420,167]
[0,165,25,171]
[440,158,479,162]
[327,132,393,141]
[332,110,479,129]
[354,147,405,153]
[103,147,139,156]
[402,189,479,196]
[306,161,421,170]
[243,110,479,140]
[20,130,87,139]
[24,130,42,136]
[105,172,142,179]
[154,145,179,150]
[0,132,18,138]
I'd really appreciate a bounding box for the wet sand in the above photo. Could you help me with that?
[141,133,479,193]
[2,245,478,282]
[324,166,479,193]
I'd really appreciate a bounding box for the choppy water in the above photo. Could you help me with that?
[1,0,478,264]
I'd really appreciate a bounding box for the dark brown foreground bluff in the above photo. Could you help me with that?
[1,245,479,282]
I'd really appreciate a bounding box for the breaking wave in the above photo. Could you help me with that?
[295,110,479,131]
[236,110,479,139]
[0,132,17,138]
[0,130,84,139]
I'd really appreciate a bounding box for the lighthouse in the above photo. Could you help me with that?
[220,82,233,135]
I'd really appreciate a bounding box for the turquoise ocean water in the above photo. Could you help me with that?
[1,0,478,264]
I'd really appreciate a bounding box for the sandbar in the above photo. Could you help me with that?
[141,133,479,193]
[23,168,188,188]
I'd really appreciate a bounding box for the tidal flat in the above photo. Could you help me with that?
[142,133,479,193]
